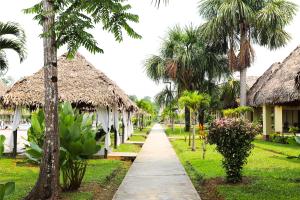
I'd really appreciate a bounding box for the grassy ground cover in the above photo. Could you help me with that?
[168,127,300,200]
[112,143,141,153]
[164,124,201,138]
[133,126,152,136]
[0,158,130,200]
[128,135,146,142]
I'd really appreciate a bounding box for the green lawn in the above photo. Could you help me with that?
[170,131,300,200]
[165,124,200,138]
[128,135,146,142]
[127,126,152,142]
[0,158,129,200]
[112,143,141,153]
[133,126,152,135]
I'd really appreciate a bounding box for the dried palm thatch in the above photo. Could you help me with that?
[2,53,137,111]
[246,76,259,90]
[0,81,8,97]
[248,46,300,107]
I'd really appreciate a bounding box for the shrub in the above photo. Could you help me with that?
[26,102,101,191]
[269,133,289,144]
[208,118,260,183]
[0,135,5,157]
[289,126,300,135]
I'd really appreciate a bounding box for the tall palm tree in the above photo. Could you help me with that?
[145,25,228,130]
[0,22,26,73]
[199,0,297,106]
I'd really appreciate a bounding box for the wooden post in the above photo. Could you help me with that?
[12,130,17,158]
[274,106,283,133]
[263,105,272,140]
[114,127,117,149]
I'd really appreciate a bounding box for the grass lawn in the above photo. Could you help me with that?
[165,124,200,138]
[128,135,146,142]
[0,158,130,200]
[127,126,153,142]
[169,128,300,200]
[133,126,152,135]
[112,143,141,153]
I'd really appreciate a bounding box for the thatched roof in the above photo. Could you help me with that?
[2,53,136,111]
[246,76,259,89]
[0,81,8,97]
[248,46,300,107]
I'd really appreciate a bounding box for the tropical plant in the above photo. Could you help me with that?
[155,85,177,130]
[179,91,210,152]
[136,97,157,129]
[26,102,100,191]
[0,21,26,73]
[24,0,141,198]
[145,25,228,131]
[223,106,253,118]
[220,79,240,109]
[27,109,45,147]
[0,182,15,200]
[199,0,297,106]
[59,103,100,191]
[0,135,5,157]
[208,118,260,183]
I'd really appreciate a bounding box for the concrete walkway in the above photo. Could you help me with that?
[113,124,201,200]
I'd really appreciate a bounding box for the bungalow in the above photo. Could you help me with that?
[247,46,300,139]
[1,53,137,155]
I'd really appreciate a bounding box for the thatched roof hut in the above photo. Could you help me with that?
[2,53,136,111]
[248,46,300,107]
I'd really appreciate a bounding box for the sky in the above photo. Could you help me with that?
[1,0,300,100]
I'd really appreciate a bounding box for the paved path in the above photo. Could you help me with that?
[113,124,201,200]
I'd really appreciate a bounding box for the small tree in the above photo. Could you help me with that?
[208,118,260,183]
[179,91,210,151]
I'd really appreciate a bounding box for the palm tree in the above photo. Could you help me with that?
[145,25,228,131]
[0,22,26,73]
[179,91,210,151]
[199,0,297,106]
[155,85,177,130]
[220,79,240,109]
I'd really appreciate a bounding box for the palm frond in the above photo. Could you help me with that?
[144,55,167,83]
[0,38,26,62]
[0,50,8,71]
[152,0,169,7]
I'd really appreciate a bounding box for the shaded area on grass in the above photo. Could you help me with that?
[169,127,300,200]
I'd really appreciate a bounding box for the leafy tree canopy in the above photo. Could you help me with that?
[24,0,141,58]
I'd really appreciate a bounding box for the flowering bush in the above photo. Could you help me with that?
[208,118,260,183]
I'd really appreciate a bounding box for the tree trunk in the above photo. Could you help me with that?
[24,0,60,199]
[188,130,191,146]
[192,116,196,151]
[198,109,204,127]
[184,106,191,132]
[240,67,247,106]
[202,140,206,159]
